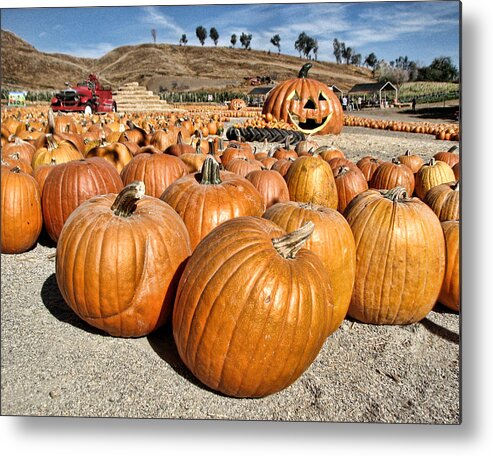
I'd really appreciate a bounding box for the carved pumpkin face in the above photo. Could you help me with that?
[263,63,344,135]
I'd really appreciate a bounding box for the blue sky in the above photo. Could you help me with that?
[1,1,460,68]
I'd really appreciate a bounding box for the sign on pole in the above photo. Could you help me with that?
[8,91,27,107]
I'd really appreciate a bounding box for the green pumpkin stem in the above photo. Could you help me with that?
[298,63,312,79]
[200,156,222,185]
[382,186,409,202]
[272,221,315,259]
[111,181,145,217]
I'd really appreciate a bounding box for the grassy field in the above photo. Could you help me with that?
[398,81,459,103]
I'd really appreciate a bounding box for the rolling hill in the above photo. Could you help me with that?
[1,29,375,94]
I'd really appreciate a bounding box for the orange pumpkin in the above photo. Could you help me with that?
[173,216,333,397]
[344,187,445,325]
[55,181,192,337]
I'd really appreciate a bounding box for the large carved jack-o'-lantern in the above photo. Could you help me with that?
[262,63,344,135]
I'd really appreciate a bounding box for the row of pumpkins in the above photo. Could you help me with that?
[1,107,459,399]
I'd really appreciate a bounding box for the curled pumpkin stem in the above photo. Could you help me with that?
[298,63,312,79]
[111,181,145,217]
[272,221,315,259]
[381,186,409,202]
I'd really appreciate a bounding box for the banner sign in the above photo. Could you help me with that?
[8,91,27,107]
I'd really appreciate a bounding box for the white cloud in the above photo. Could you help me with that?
[140,6,184,36]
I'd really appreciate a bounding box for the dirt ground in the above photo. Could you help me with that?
[0,104,460,423]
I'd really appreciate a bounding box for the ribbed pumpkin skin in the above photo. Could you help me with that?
[398,151,424,174]
[1,167,43,254]
[333,165,369,213]
[357,156,383,182]
[42,157,124,242]
[263,201,355,336]
[120,152,187,198]
[423,182,459,221]
[344,188,445,324]
[160,170,265,250]
[285,155,338,209]
[439,220,459,311]
[262,75,343,135]
[415,159,456,200]
[56,191,192,337]
[173,216,333,398]
[32,138,83,172]
[245,169,290,209]
[369,161,415,195]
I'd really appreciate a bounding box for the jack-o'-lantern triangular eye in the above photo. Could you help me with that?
[304,99,316,109]
[318,91,328,101]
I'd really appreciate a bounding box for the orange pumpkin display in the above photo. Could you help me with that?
[262,63,343,135]
[438,220,460,311]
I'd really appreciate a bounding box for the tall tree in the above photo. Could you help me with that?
[364,52,378,70]
[151,29,157,45]
[341,45,353,64]
[196,26,207,46]
[333,38,342,64]
[418,56,459,82]
[295,32,308,58]
[210,27,219,46]
[312,40,319,61]
[350,53,362,66]
[270,34,281,54]
[230,33,237,48]
[240,32,252,50]
[179,34,188,46]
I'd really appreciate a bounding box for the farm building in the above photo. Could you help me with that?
[248,86,275,106]
[348,81,398,108]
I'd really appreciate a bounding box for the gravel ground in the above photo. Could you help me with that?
[0,110,460,423]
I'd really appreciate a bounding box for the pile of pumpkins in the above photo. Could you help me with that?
[1,108,459,399]
[344,114,460,141]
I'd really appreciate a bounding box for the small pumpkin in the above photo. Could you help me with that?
[245,168,290,209]
[42,157,124,242]
[332,165,369,213]
[369,158,415,195]
[397,150,424,174]
[284,150,338,209]
[160,157,265,250]
[415,157,456,200]
[423,181,459,221]
[356,156,383,182]
[1,166,43,254]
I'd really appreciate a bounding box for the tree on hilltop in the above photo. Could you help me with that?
[196,26,207,46]
[240,32,252,50]
[210,27,219,46]
[231,34,237,48]
[270,34,281,54]
[179,34,188,46]
[151,29,157,45]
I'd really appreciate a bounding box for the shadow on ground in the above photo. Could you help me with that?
[147,322,235,397]
[40,273,107,336]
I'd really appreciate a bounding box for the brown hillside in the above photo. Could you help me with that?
[1,29,375,93]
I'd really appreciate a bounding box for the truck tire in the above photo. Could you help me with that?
[112,103,117,112]
[84,104,93,115]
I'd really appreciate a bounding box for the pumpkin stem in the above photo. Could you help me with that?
[47,108,55,134]
[199,156,222,185]
[428,157,436,166]
[177,131,184,145]
[448,145,458,153]
[381,186,410,202]
[311,146,326,157]
[391,157,402,165]
[111,181,145,217]
[335,166,350,177]
[46,133,58,152]
[298,63,312,79]
[272,221,315,259]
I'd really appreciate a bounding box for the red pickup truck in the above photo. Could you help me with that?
[50,74,117,114]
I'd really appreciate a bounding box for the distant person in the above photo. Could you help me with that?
[342,96,348,111]
[412,98,417,113]
[357,96,362,110]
